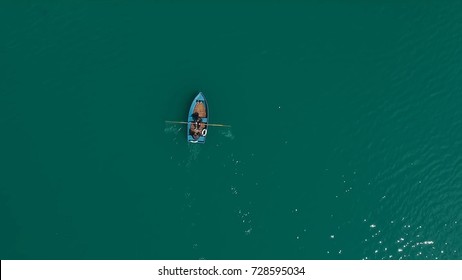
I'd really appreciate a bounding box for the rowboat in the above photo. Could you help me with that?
[165,92,230,143]
[187,92,208,143]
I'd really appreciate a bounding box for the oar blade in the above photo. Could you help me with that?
[165,121,189,125]
[207,123,232,127]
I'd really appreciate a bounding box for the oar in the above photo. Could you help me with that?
[165,120,231,127]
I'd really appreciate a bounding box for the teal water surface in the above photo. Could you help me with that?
[1,1,461,259]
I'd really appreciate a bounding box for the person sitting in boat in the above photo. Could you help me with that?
[192,112,199,121]
[195,118,202,130]
[191,112,201,129]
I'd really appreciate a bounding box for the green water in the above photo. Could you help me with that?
[1,1,461,259]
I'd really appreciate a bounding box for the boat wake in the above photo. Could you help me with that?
[185,143,201,167]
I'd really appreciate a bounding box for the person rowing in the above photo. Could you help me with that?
[191,112,201,129]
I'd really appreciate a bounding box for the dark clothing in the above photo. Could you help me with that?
[192,112,199,121]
